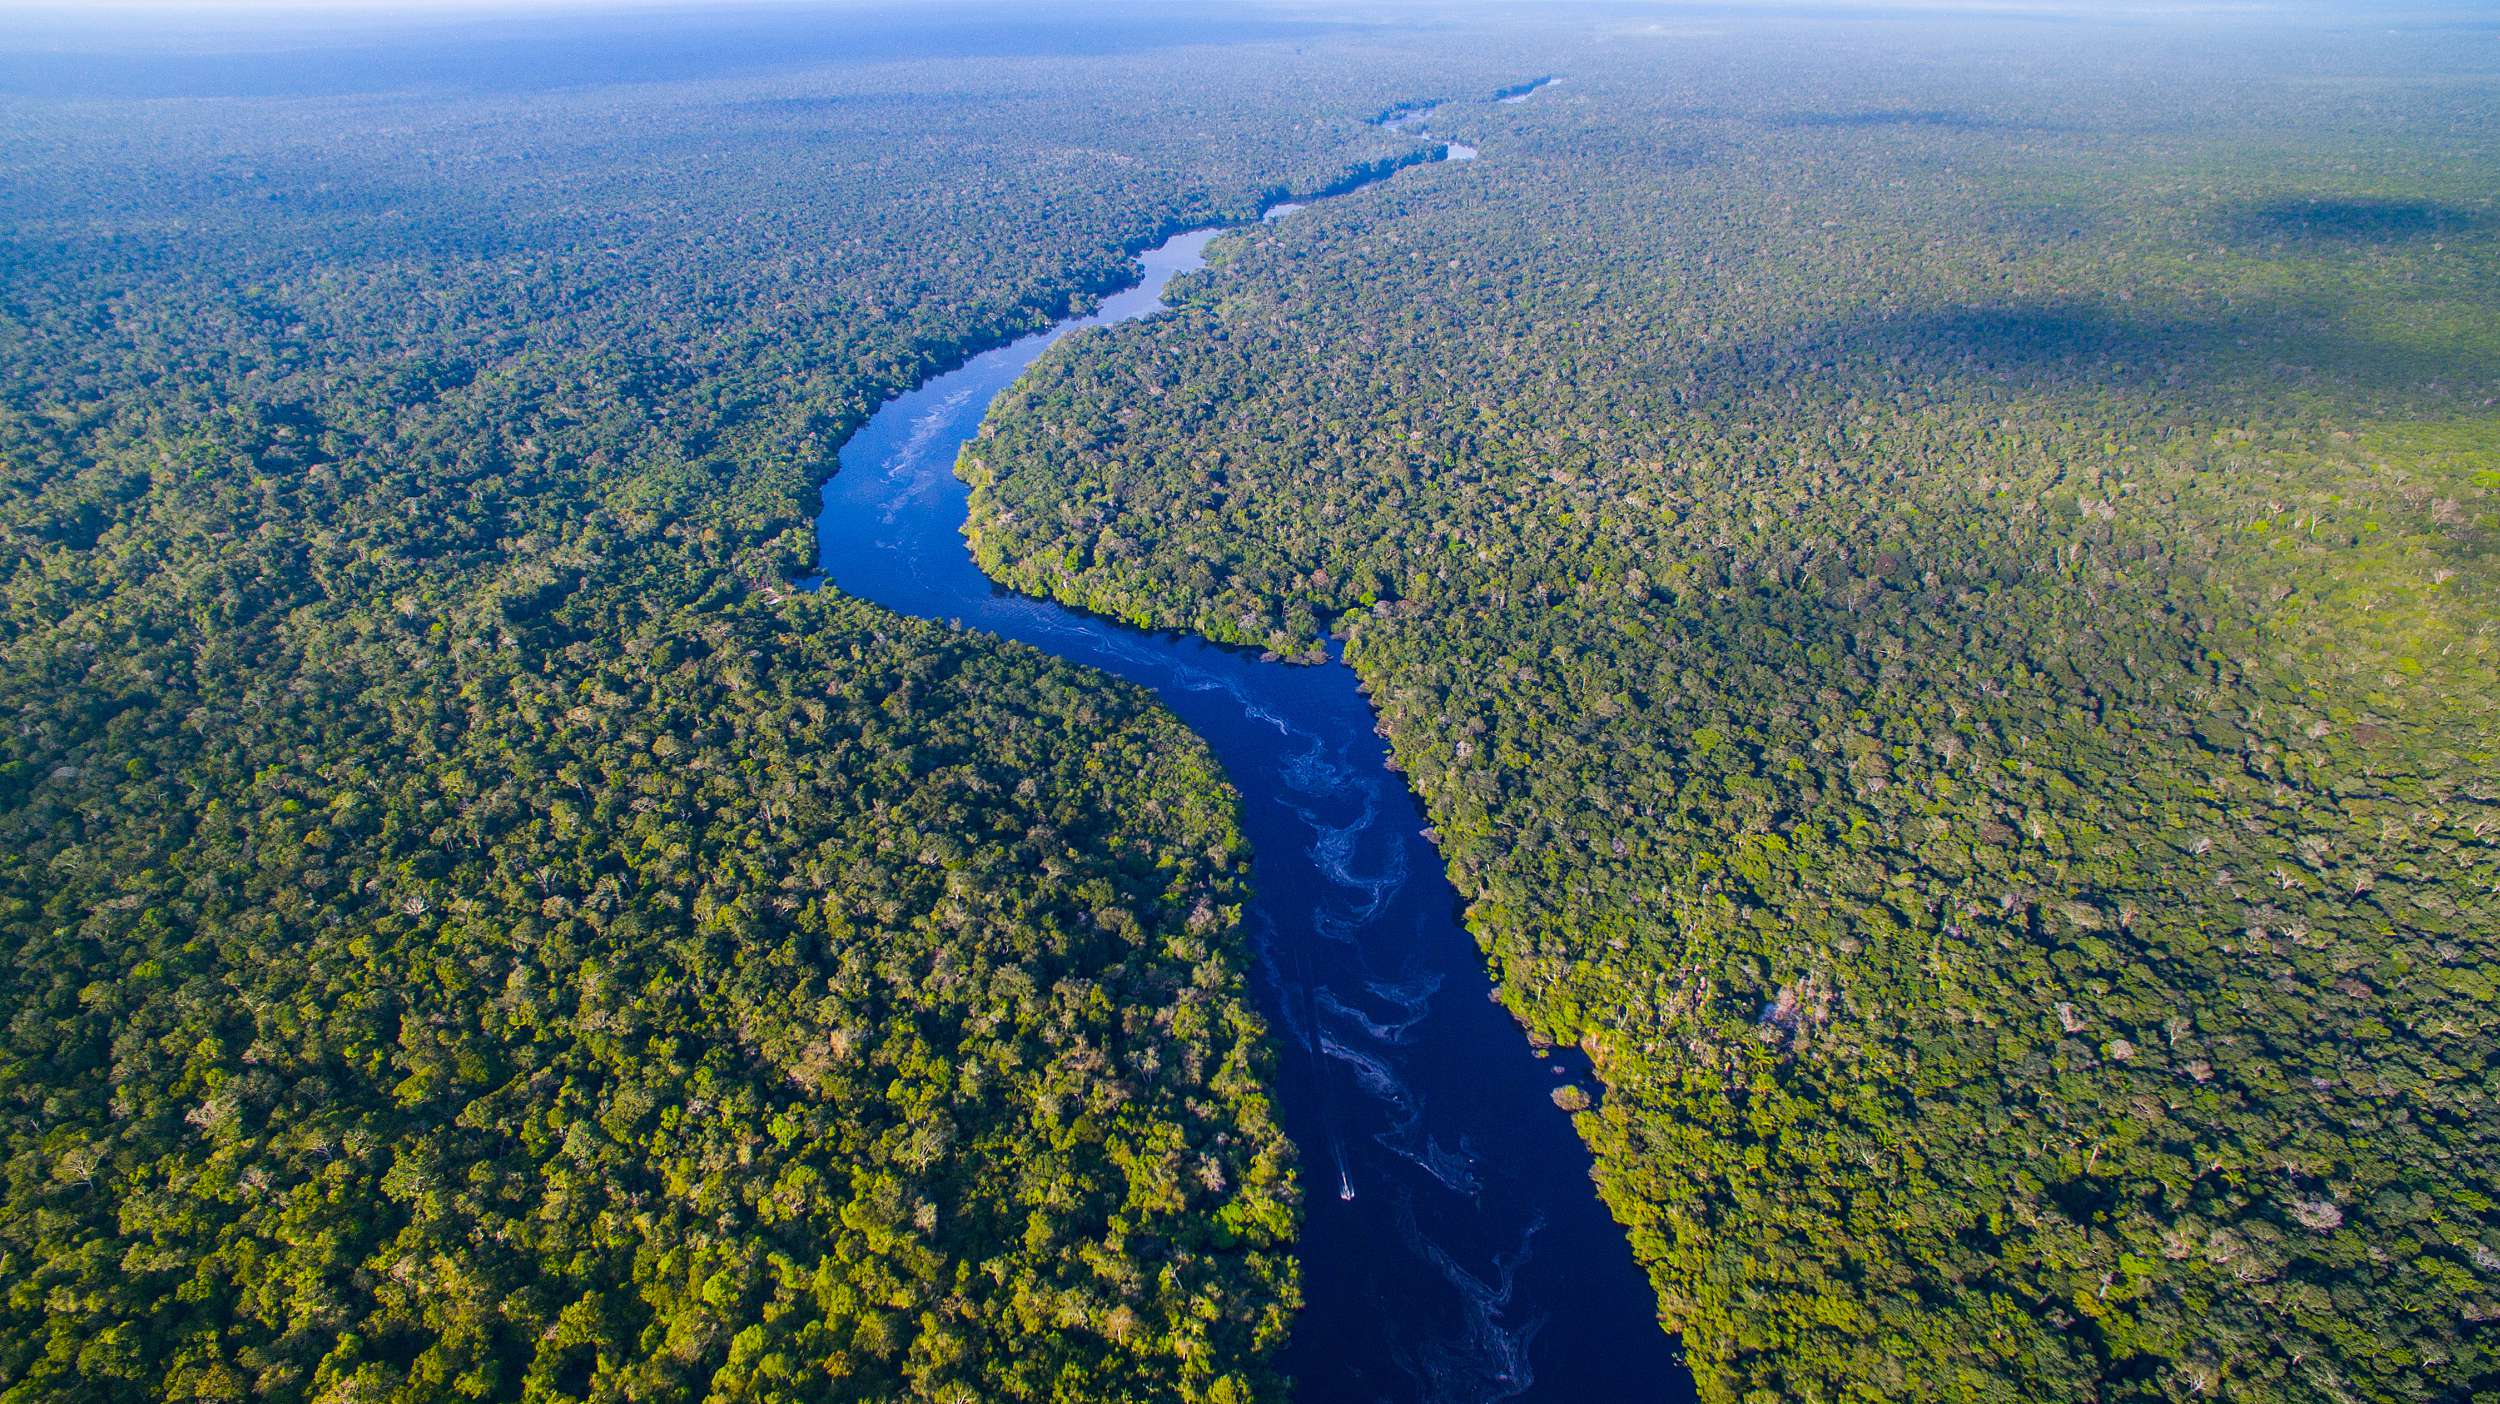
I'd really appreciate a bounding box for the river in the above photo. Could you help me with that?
[808,105,1692,1404]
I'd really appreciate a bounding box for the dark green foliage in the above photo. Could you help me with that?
[0,35,1537,1404]
[964,19,2500,1403]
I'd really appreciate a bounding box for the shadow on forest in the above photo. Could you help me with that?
[1666,104,2074,136]
[2218,196,2487,246]
[1733,106,2097,138]
[1766,109,2007,131]
[1699,295,2496,413]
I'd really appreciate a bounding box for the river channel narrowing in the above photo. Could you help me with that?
[807,88,1692,1404]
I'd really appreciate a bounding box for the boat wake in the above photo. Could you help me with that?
[804,79,1687,1402]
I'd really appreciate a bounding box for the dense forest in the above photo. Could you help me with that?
[0,22,1547,1402]
[964,17,2500,1404]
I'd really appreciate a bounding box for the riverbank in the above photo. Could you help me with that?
[806,84,1691,1404]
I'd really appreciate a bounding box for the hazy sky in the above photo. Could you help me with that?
[0,0,2443,56]
[0,0,2307,11]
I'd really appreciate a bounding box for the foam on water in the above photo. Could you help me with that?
[1319,1030,1414,1114]
[1367,969,1445,1021]
[1394,1197,1550,1403]
[1315,986,1422,1045]
[1299,790,1410,907]
[803,91,1692,1403]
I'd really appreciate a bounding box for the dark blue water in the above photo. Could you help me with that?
[810,136,1691,1404]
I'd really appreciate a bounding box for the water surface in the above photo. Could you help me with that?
[810,109,1688,1404]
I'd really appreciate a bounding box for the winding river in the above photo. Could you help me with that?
[809,101,1692,1404]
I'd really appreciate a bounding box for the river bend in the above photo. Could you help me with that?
[809,105,1691,1404]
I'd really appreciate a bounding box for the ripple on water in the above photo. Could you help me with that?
[1395,1197,1549,1404]
[806,101,1689,1404]
[1315,986,1427,1045]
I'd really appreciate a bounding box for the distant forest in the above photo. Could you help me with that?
[965,17,2499,1404]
